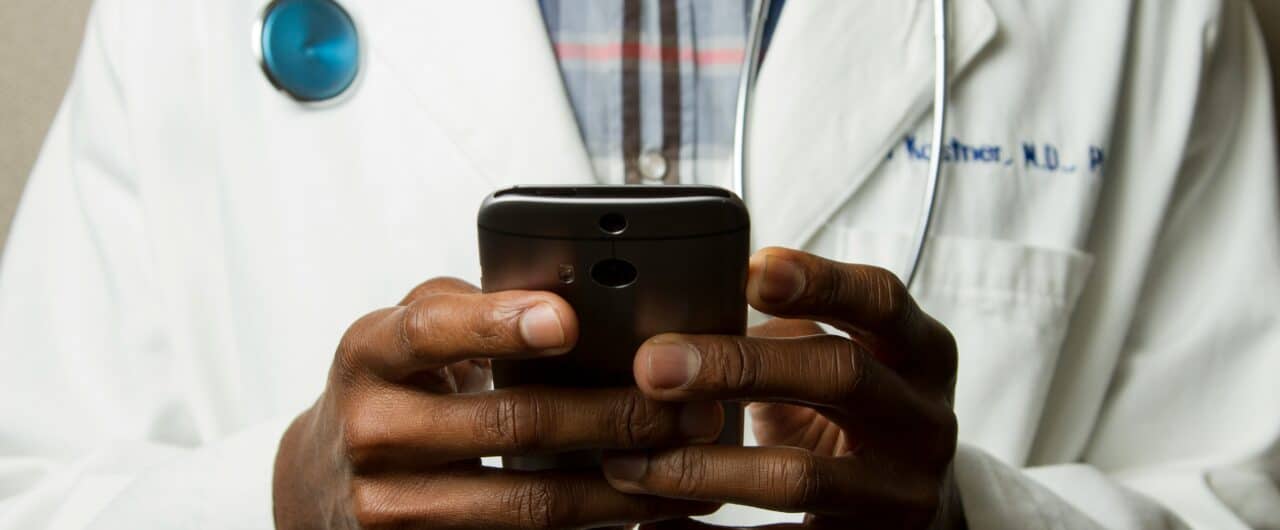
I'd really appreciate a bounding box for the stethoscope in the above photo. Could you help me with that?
[255,0,951,288]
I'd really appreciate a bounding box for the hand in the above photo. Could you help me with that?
[602,248,962,529]
[273,278,722,530]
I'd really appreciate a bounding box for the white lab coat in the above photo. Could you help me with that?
[2,0,1278,528]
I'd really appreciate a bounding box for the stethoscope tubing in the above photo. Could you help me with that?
[731,0,951,290]
[731,0,773,214]
[907,0,951,289]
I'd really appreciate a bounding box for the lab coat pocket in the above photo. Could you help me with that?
[821,228,1095,464]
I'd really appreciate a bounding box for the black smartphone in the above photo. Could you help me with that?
[477,185,749,472]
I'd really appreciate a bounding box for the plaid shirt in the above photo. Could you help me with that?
[539,0,753,187]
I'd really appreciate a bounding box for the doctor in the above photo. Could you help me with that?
[2,0,1279,528]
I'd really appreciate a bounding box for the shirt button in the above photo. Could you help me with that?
[638,149,669,182]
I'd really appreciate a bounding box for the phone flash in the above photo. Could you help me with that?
[558,264,576,284]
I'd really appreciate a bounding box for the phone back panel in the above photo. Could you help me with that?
[478,186,749,470]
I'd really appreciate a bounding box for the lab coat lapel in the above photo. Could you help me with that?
[748,0,997,250]
[350,1,595,188]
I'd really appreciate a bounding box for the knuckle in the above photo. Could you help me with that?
[411,292,522,356]
[334,309,392,378]
[815,262,856,309]
[616,391,662,447]
[349,479,396,529]
[477,392,545,453]
[472,299,520,351]
[332,349,363,388]
[503,480,573,530]
[658,449,710,498]
[774,453,822,511]
[340,408,385,472]
[860,266,913,328]
[824,338,867,404]
[400,300,437,357]
[335,328,362,370]
[724,339,762,393]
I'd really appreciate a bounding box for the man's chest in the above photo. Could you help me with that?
[146,0,1136,461]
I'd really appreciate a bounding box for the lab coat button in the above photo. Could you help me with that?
[638,149,669,182]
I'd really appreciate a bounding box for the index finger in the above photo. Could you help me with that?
[339,289,579,381]
[745,248,954,371]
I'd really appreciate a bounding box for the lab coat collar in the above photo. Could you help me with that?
[748,0,997,249]
[350,0,597,189]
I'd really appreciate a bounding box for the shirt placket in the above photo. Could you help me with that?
[622,0,683,184]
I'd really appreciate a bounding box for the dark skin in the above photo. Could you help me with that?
[272,277,720,529]
[608,248,962,529]
[273,248,961,529]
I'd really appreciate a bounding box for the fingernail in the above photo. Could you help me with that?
[519,304,566,352]
[679,401,724,442]
[646,342,700,390]
[758,255,806,304]
[603,453,649,484]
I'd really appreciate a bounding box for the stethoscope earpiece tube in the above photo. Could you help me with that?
[731,0,774,222]
[731,0,951,290]
[904,0,950,290]
[256,0,360,103]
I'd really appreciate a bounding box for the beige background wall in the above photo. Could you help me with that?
[0,1,1277,250]
[0,0,94,251]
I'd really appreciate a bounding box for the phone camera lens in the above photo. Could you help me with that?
[590,258,638,288]
[599,213,627,235]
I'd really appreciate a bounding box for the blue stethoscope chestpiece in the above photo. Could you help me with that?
[255,0,360,104]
